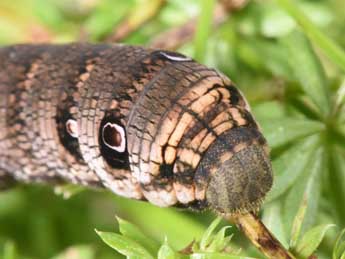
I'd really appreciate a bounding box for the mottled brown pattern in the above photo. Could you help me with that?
[0,44,273,214]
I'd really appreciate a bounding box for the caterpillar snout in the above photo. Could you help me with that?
[196,127,273,214]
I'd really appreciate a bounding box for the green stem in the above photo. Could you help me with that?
[194,0,216,62]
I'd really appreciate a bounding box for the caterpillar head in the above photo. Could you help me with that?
[196,127,273,215]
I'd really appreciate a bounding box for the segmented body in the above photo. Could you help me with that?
[0,44,272,213]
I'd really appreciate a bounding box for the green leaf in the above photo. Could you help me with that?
[194,0,216,62]
[249,39,293,78]
[283,147,323,238]
[280,30,330,115]
[333,228,345,259]
[295,224,335,258]
[333,78,345,120]
[200,217,222,250]
[95,230,154,259]
[253,101,286,121]
[84,0,134,40]
[262,201,288,248]
[327,146,345,223]
[267,135,319,201]
[117,217,159,255]
[112,195,206,248]
[260,1,332,38]
[190,253,257,259]
[275,0,345,73]
[260,117,324,149]
[33,0,65,30]
[158,238,180,259]
[3,241,16,259]
[289,196,307,248]
[206,226,232,252]
[260,5,295,38]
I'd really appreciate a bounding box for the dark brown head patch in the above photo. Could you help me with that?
[196,127,273,214]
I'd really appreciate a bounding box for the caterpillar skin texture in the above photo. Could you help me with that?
[0,44,273,214]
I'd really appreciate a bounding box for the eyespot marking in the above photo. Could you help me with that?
[159,51,192,62]
[66,119,79,138]
[102,122,126,153]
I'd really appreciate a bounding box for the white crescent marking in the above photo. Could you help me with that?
[159,51,192,62]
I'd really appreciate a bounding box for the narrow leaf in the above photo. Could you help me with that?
[158,238,180,259]
[334,79,345,114]
[327,146,345,223]
[289,196,307,248]
[260,117,324,148]
[296,224,335,258]
[117,217,159,255]
[283,147,323,237]
[281,30,330,115]
[267,135,319,201]
[262,201,288,248]
[200,217,222,250]
[111,195,206,248]
[276,0,345,72]
[206,226,232,252]
[95,230,153,259]
[333,228,345,259]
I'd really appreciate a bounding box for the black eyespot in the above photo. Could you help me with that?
[99,116,129,169]
[102,122,126,152]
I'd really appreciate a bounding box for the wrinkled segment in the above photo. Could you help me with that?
[0,44,110,186]
[76,47,177,199]
[0,45,64,183]
[0,44,271,213]
[126,54,254,207]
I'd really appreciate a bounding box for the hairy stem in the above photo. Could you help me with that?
[224,212,295,259]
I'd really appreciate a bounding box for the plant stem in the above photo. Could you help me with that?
[224,212,295,259]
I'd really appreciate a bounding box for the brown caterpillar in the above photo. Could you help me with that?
[0,43,273,214]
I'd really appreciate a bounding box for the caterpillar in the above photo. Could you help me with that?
[0,43,273,214]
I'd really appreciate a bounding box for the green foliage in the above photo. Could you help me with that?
[1,0,345,258]
[3,241,17,259]
[193,0,215,62]
[96,217,255,259]
[333,229,345,259]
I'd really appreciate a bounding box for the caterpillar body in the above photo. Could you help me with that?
[0,44,273,214]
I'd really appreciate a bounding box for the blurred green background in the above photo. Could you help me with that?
[1,0,345,258]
